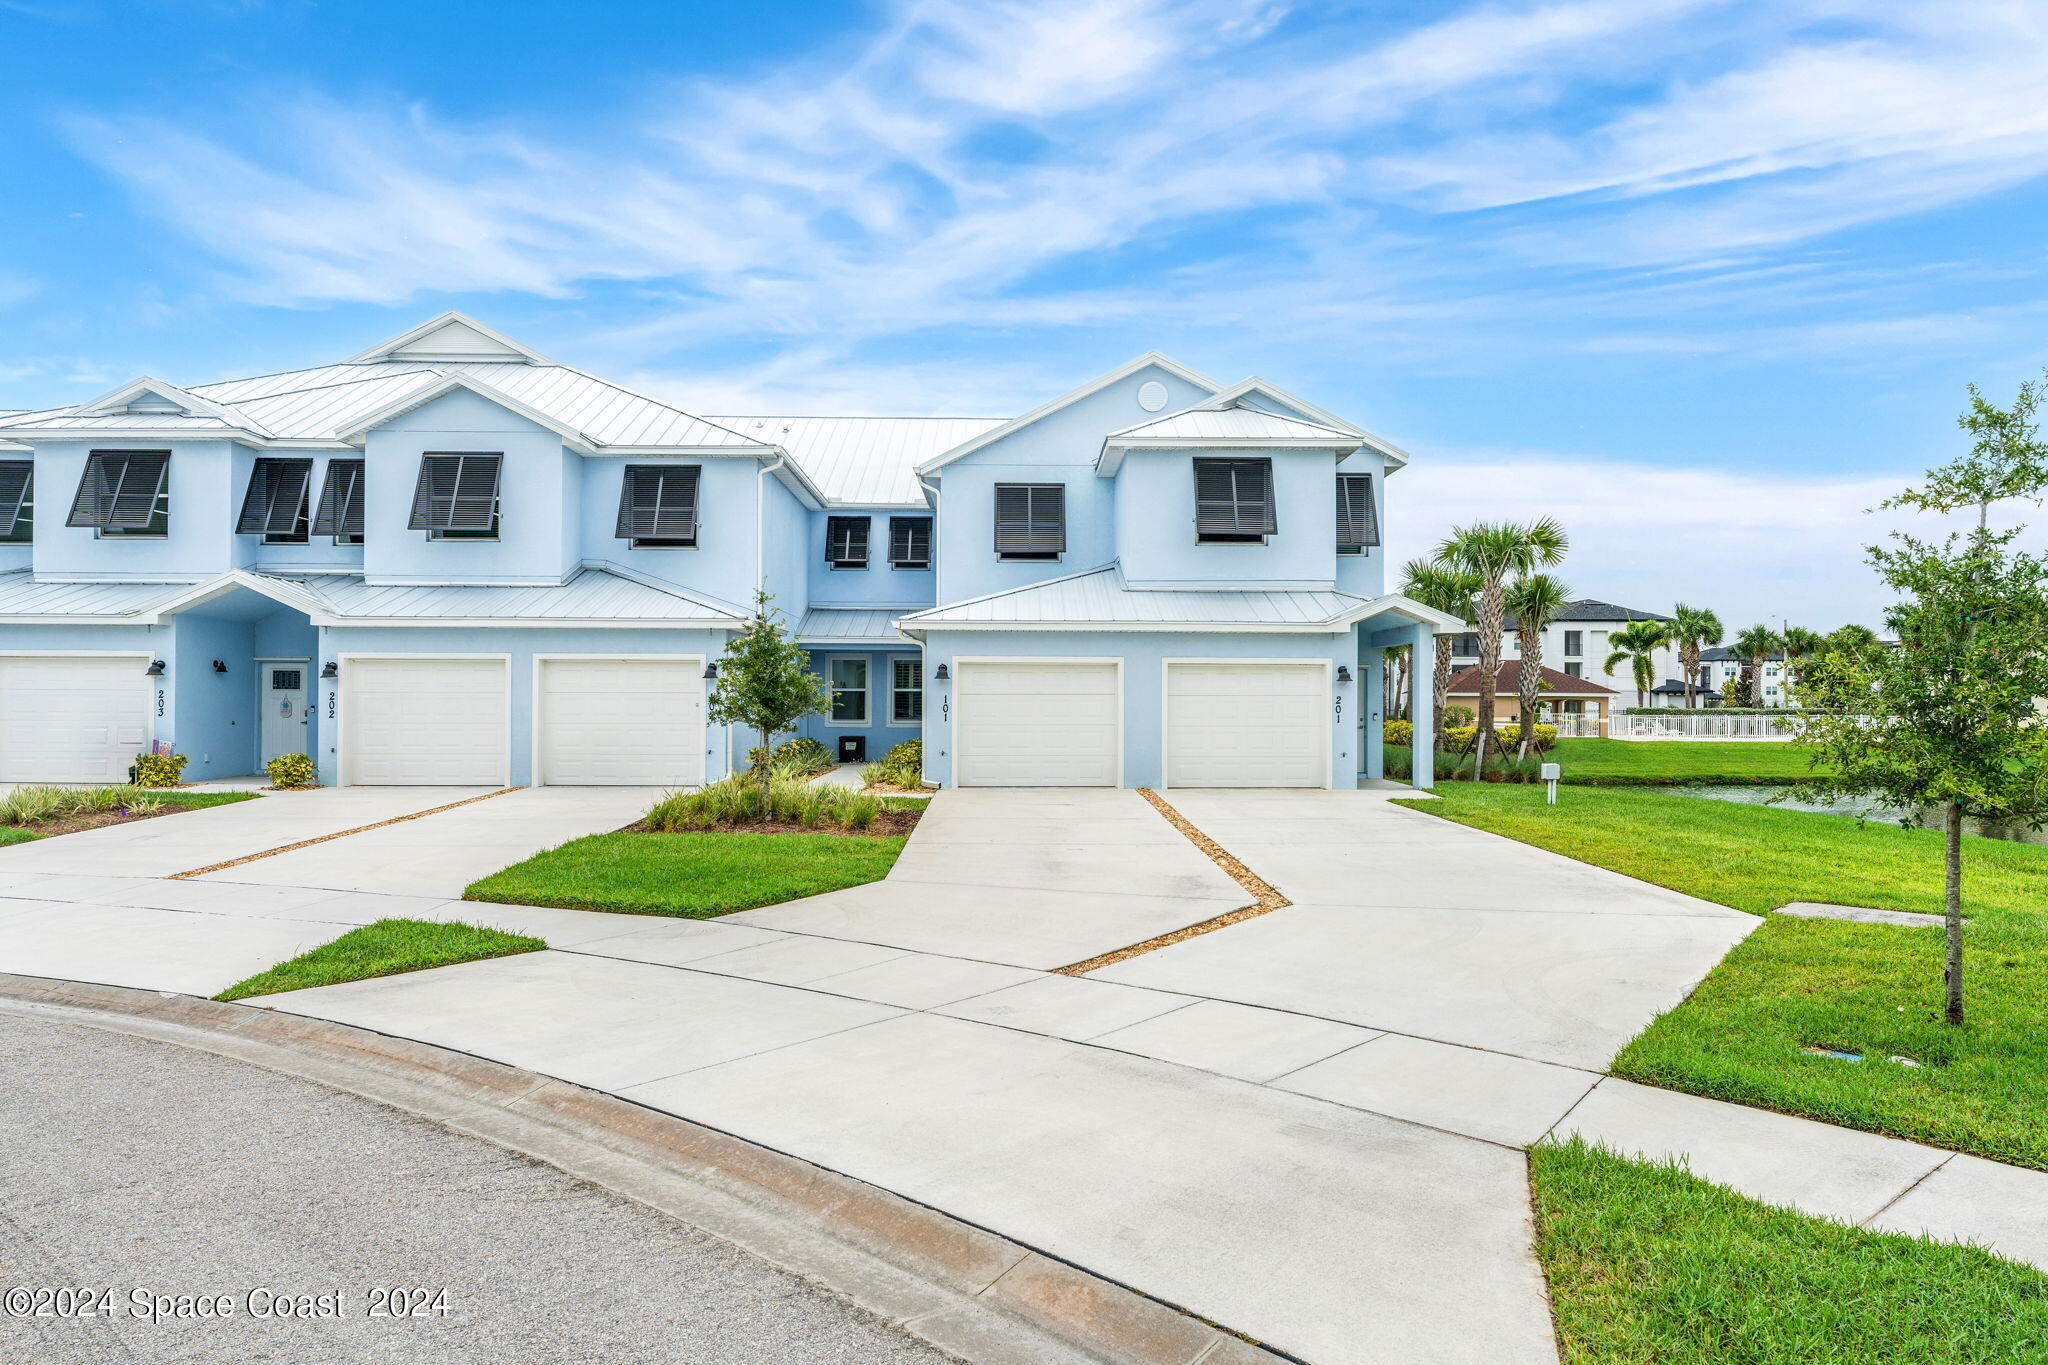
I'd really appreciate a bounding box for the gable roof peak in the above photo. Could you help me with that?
[345,311,553,366]
[74,377,272,434]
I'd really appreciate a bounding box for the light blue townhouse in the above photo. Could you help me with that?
[0,314,1453,790]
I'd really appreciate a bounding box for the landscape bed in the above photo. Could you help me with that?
[1396,783,2048,1169]
[0,787,260,846]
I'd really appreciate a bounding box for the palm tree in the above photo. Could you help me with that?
[1603,620,1671,698]
[1731,624,1781,706]
[1433,519,1568,778]
[1668,603,1723,710]
[1504,574,1572,757]
[1399,559,1482,730]
[1778,625,1826,700]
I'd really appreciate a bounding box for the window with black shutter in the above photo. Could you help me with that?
[1193,458,1275,543]
[615,464,701,548]
[0,462,30,544]
[67,450,170,537]
[408,452,502,539]
[888,515,931,569]
[312,459,366,544]
[1336,473,1378,554]
[826,515,870,569]
[237,458,313,543]
[993,484,1064,560]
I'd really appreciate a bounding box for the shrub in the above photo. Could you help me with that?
[265,752,319,789]
[130,752,189,788]
[1443,705,1476,727]
[0,784,163,825]
[644,774,882,833]
[1437,723,1557,754]
[1384,745,1545,783]
[744,736,835,780]
[865,738,925,789]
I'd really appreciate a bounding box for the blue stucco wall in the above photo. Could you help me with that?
[1333,449,1388,599]
[1114,447,1343,589]
[576,455,764,605]
[804,508,936,609]
[31,438,243,581]
[793,646,923,765]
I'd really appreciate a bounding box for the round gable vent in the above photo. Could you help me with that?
[1137,380,1169,412]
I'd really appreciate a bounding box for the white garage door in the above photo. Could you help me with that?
[1166,662,1327,788]
[539,658,704,787]
[0,655,150,783]
[344,657,508,786]
[955,661,1119,787]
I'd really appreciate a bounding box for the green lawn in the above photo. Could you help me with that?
[0,790,259,847]
[1549,738,1824,784]
[216,918,544,1000]
[465,830,908,917]
[1395,783,2048,1169]
[1532,1138,2048,1364]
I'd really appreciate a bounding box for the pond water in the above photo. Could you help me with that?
[1680,785,2048,848]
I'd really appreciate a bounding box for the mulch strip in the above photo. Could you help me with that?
[1,804,201,840]
[1054,788,1292,976]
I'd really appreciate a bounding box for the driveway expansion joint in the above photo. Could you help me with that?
[167,786,524,880]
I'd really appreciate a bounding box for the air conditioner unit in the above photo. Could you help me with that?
[838,735,867,763]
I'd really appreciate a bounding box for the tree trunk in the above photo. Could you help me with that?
[1680,643,1697,710]
[1474,582,1504,779]
[1751,654,1766,707]
[1517,625,1541,760]
[1433,635,1454,720]
[759,726,774,814]
[1945,800,1965,1026]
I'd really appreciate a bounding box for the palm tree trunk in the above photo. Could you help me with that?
[1751,653,1766,707]
[1945,800,1965,1026]
[1433,636,1454,721]
[1680,643,1697,710]
[1474,583,1504,779]
[1517,625,1541,760]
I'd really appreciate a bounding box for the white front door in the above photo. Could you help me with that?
[343,657,508,786]
[0,655,150,783]
[1165,662,1328,788]
[955,660,1119,787]
[538,658,704,786]
[259,661,309,765]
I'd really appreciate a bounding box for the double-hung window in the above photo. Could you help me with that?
[312,458,366,544]
[829,657,869,722]
[408,452,502,540]
[616,464,701,548]
[1335,472,1378,555]
[238,457,314,544]
[993,484,1064,561]
[825,516,870,569]
[0,461,30,544]
[890,658,922,724]
[1563,631,1583,656]
[67,450,170,538]
[888,515,931,570]
[1193,457,1275,543]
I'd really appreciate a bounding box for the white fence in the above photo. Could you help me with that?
[1549,713,1814,740]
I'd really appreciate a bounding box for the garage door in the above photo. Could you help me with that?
[1166,662,1327,788]
[0,656,150,783]
[344,657,507,785]
[955,661,1119,787]
[539,658,704,786]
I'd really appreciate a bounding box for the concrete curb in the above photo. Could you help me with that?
[0,973,1290,1365]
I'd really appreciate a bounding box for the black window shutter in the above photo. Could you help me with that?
[312,459,366,537]
[409,453,501,530]
[993,484,1064,555]
[68,451,170,529]
[888,515,931,567]
[0,462,29,536]
[826,515,870,566]
[1194,458,1276,536]
[237,458,312,535]
[1336,473,1379,552]
[615,465,701,541]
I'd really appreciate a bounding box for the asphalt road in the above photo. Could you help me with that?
[0,1009,952,1364]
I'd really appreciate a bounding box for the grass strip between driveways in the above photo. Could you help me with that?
[464,830,907,918]
[1395,783,2048,1169]
[1531,1138,2048,1364]
[0,790,260,846]
[216,918,545,1001]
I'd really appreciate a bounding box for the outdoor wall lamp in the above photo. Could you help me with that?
[211,660,229,673]
[1336,666,1353,684]
[703,663,718,680]
[144,660,166,676]
[932,664,949,681]
[320,662,338,679]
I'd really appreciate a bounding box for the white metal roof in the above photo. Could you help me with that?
[897,564,1460,635]
[1104,405,1360,445]
[0,572,196,621]
[708,416,1003,505]
[265,568,746,625]
[796,606,917,644]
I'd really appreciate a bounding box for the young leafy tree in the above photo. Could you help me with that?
[1669,603,1723,710]
[1399,558,1483,727]
[706,592,829,807]
[1799,375,2048,1025]
[1730,624,1781,706]
[1602,619,1670,699]
[1505,573,1572,756]
[1433,519,1568,778]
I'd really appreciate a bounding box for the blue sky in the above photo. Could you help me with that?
[5,0,2047,626]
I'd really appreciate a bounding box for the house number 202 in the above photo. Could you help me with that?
[326,689,337,720]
